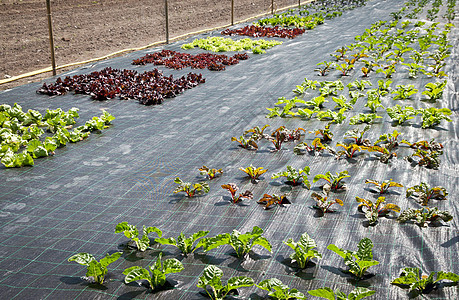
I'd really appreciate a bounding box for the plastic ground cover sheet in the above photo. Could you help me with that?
[0,0,458,299]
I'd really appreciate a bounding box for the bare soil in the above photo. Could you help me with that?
[0,0,299,90]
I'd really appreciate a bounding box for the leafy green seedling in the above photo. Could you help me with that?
[293,78,319,95]
[271,165,311,188]
[305,95,328,109]
[197,265,254,300]
[201,226,272,258]
[257,278,306,299]
[347,79,372,91]
[239,164,267,181]
[199,166,223,180]
[376,63,396,78]
[316,108,347,124]
[391,267,459,295]
[417,107,452,128]
[335,62,354,76]
[349,113,382,125]
[115,222,162,252]
[308,287,375,300]
[374,130,401,150]
[377,79,392,93]
[123,252,184,291]
[422,80,447,101]
[155,231,209,256]
[392,84,418,100]
[68,252,122,284]
[332,95,354,110]
[309,123,334,142]
[313,170,350,191]
[275,97,306,108]
[284,232,322,268]
[173,177,210,197]
[401,62,425,78]
[407,148,442,169]
[356,196,400,225]
[386,105,417,125]
[365,179,403,194]
[397,207,453,227]
[294,138,329,155]
[257,194,290,210]
[406,182,447,206]
[221,183,253,203]
[243,124,270,140]
[349,90,364,104]
[365,89,385,113]
[327,237,379,279]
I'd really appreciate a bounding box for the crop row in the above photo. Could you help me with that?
[0,103,114,168]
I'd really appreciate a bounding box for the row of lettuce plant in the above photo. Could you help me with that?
[0,103,114,168]
[69,225,459,298]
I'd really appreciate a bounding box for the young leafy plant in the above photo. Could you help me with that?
[271,165,311,188]
[392,84,418,100]
[349,113,382,125]
[327,237,379,279]
[155,231,209,256]
[406,148,442,169]
[221,183,253,203]
[365,179,403,194]
[313,170,350,191]
[243,124,270,140]
[257,278,306,300]
[257,194,290,210]
[356,196,401,225]
[239,164,267,181]
[374,130,401,150]
[200,226,272,258]
[173,177,210,197]
[115,222,162,252]
[68,252,122,285]
[311,190,344,214]
[386,105,418,125]
[391,267,459,295]
[197,265,254,300]
[316,108,347,124]
[308,287,375,300]
[309,123,334,142]
[347,79,372,91]
[123,252,184,291]
[315,61,334,76]
[293,138,329,155]
[397,207,453,227]
[283,232,322,268]
[266,126,305,151]
[335,143,367,159]
[421,80,447,101]
[231,135,258,150]
[305,95,328,109]
[417,107,452,128]
[199,166,223,180]
[406,182,447,206]
[365,89,385,113]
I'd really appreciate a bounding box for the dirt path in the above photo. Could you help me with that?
[0,0,298,90]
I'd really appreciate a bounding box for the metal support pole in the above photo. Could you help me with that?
[231,0,234,26]
[271,0,274,14]
[46,0,56,76]
[165,0,169,44]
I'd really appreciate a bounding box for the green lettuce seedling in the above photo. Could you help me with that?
[356,196,400,225]
[197,265,254,300]
[155,231,209,256]
[68,252,122,284]
[327,237,379,279]
[257,278,306,299]
[173,177,210,197]
[316,108,347,124]
[115,222,162,252]
[406,182,447,206]
[308,287,375,300]
[349,113,382,125]
[201,226,272,258]
[391,267,459,295]
[271,165,311,188]
[386,105,417,125]
[347,79,372,91]
[397,207,453,227]
[123,252,184,291]
[283,232,322,268]
[392,84,418,100]
[417,107,452,128]
[332,95,354,111]
[365,89,385,113]
[421,80,447,101]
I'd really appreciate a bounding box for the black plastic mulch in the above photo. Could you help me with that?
[0,0,458,299]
